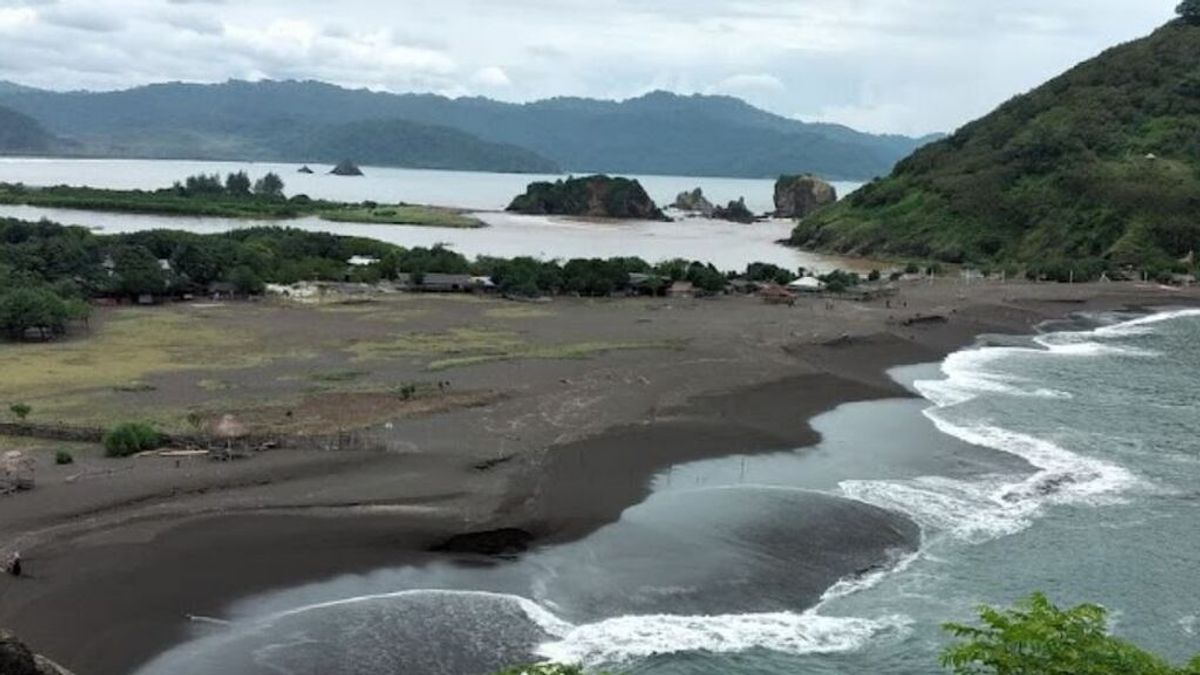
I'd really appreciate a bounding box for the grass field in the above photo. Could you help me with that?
[319,205,484,228]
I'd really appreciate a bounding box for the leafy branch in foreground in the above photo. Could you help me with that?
[943,593,1200,675]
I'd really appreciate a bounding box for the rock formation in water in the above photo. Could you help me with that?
[297,165,314,174]
[671,188,715,215]
[0,630,75,675]
[329,160,364,176]
[711,197,758,224]
[774,174,837,218]
[507,175,668,221]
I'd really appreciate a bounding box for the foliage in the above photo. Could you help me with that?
[102,422,163,457]
[253,172,285,199]
[942,593,1200,675]
[9,403,31,421]
[743,262,797,285]
[0,287,70,338]
[54,450,74,465]
[507,175,667,220]
[792,21,1200,272]
[1179,0,1200,23]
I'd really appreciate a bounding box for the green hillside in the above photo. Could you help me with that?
[0,105,56,153]
[791,18,1200,275]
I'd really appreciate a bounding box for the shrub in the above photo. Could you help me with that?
[55,450,74,465]
[103,422,163,457]
[9,403,31,421]
[942,592,1200,675]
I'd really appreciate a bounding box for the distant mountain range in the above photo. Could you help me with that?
[0,80,938,179]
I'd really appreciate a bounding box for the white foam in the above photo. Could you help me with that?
[846,311,1173,547]
[534,610,910,666]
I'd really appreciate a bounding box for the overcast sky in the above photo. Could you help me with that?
[0,0,1181,136]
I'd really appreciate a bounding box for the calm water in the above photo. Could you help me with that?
[134,309,1200,674]
[0,158,867,272]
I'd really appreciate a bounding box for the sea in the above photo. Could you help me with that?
[128,309,1200,674]
[0,158,869,273]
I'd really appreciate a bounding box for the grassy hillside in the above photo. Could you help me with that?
[0,83,933,180]
[0,105,56,153]
[792,20,1200,274]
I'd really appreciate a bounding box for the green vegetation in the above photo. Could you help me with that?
[321,204,484,228]
[792,21,1200,278]
[0,173,484,227]
[103,422,163,457]
[54,450,74,465]
[1179,0,1200,23]
[508,175,667,220]
[9,403,30,421]
[0,105,55,153]
[943,593,1200,675]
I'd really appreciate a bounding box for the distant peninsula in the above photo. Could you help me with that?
[507,175,667,220]
[0,172,484,228]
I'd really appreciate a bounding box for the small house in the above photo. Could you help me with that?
[758,284,796,306]
[667,281,696,298]
[347,256,380,267]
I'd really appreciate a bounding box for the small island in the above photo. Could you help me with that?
[507,175,668,220]
[774,174,837,218]
[330,160,364,176]
[297,165,314,174]
[671,187,715,215]
[710,197,758,224]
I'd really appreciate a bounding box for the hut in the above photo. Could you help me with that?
[1,451,34,494]
[667,281,696,298]
[758,284,796,306]
[786,277,825,293]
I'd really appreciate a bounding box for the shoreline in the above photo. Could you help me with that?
[2,282,1199,675]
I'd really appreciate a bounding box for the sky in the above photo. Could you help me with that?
[0,0,1181,136]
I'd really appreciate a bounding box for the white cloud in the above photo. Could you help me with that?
[0,7,37,33]
[0,0,1183,135]
[471,65,511,88]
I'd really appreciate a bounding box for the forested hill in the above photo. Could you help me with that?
[0,82,934,179]
[0,105,57,153]
[791,18,1200,274]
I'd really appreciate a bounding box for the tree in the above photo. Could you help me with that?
[253,173,286,199]
[228,265,265,295]
[1179,0,1200,23]
[9,403,31,421]
[0,287,69,339]
[225,171,252,196]
[110,245,167,297]
[942,593,1200,675]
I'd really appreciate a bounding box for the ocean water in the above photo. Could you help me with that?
[0,158,869,272]
[133,308,1200,674]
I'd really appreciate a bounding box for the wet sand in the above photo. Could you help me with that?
[2,279,1198,675]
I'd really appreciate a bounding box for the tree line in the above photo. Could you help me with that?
[0,216,858,340]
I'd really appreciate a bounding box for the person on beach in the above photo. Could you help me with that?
[6,551,21,577]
